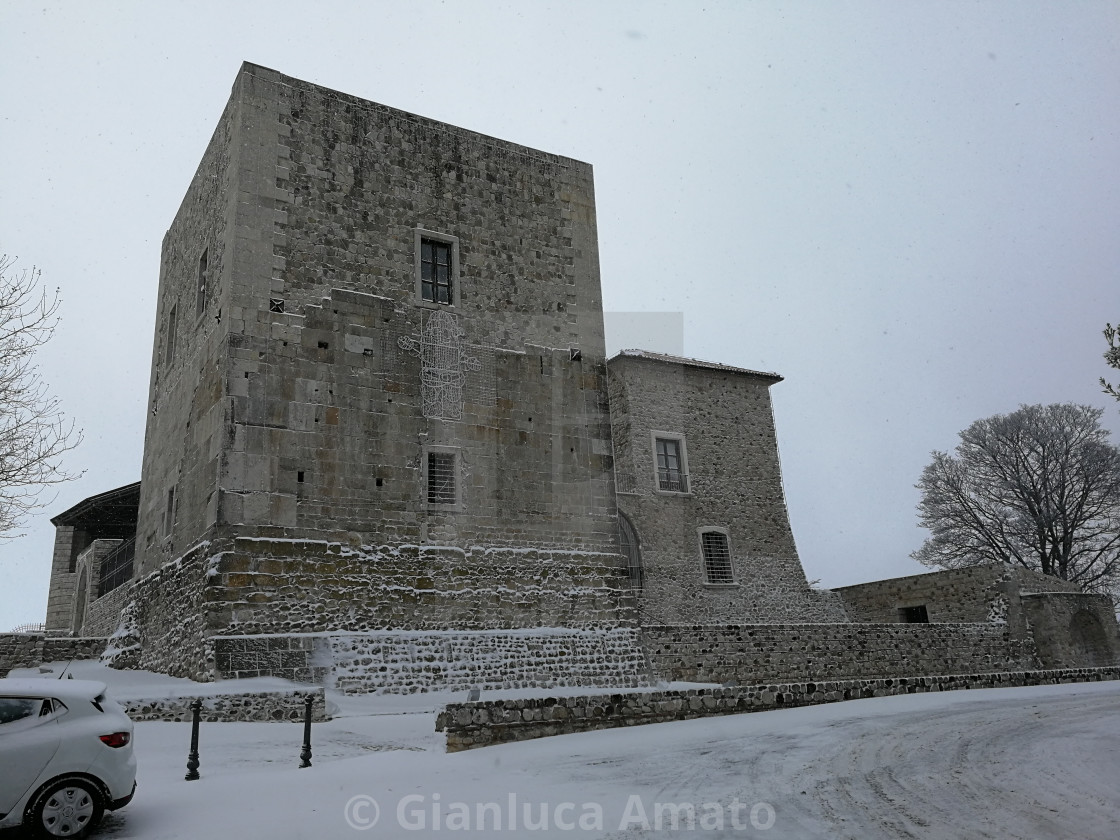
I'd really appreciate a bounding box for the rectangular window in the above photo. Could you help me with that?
[899,605,929,623]
[414,229,459,308]
[700,530,734,584]
[196,248,208,317]
[426,451,457,505]
[655,437,688,493]
[165,305,177,367]
[421,239,453,304]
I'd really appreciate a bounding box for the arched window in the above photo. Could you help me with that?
[618,512,643,591]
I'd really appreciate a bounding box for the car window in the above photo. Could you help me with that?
[0,696,43,725]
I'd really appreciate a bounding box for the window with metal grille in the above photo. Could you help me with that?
[427,451,457,505]
[655,437,688,492]
[98,538,135,597]
[700,530,734,584]
[421,238,453,304]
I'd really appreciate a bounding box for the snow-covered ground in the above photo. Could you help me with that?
[6,663,1119,839]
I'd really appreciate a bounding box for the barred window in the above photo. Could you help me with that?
[700,529,734,584]
[655,436,688,493]
[426,451,457,505]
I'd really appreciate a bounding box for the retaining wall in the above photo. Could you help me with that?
[437,667,1120,751]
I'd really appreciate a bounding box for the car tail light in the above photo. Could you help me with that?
[100,731,131,748]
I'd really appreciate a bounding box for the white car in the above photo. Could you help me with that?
[0,678,136,838]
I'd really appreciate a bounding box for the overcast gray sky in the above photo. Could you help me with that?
[1,0,1117,629]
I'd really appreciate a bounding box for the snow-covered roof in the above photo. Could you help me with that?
[608,349,783,382]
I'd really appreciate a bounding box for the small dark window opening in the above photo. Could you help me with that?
[656,438,687,492]
[427,451,457,505]
[163,487,176,537]
[317,341,329,349]
[196,249,208,317]
[899,605,929,623]
[297,471,305,483]
[421,239,453,304]
[165,305,178,367]
[700,531,734,584]
[269,298,285,313]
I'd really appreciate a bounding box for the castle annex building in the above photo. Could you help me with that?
[30,64,1119,692]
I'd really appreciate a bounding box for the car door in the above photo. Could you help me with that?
[0,697,63,815]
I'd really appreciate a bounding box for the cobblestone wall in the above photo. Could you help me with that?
[212,628,649,694]
[642,623,1040,685]
[121,687,327,723]
[437,667,1120,751]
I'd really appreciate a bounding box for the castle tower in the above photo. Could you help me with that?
[123,63,644,688]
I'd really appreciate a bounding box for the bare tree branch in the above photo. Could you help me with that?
[0,254,82,537]
[1103,322,1120,401]
[913,404,1120,596]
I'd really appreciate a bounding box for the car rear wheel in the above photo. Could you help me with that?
[27,776,104,838]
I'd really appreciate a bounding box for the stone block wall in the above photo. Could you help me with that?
[607,354,844,625]
[0,634,108,676]
[642,623,1040,685]
[45,525,79,632]
[203,538,637,636]
[436,667,1120,751]
[1022,591,1120,668]
[834,565,1081,629]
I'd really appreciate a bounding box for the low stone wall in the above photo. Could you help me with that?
[0,634,108,677]
[212,627,651,694]
[436,666,1120,751]
[120,687,328,723]
[642,622,1040,685]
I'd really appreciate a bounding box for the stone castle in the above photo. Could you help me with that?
[14,63,1118,693]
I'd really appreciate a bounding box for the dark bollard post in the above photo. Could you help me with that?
[299,695,314,768]
[185,699,202,781]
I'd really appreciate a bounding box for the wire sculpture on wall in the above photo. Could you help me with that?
[398,309,480,420]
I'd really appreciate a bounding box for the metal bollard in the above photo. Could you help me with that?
[185,698,202,781]
[299,694,314,768]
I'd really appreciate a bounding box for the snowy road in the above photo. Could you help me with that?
[30,675,1119,839]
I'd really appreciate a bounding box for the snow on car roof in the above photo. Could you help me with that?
[0,678,109,701]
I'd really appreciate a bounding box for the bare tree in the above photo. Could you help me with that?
[1103,322,1120,401]
[0,254,82,537]
[913,403,1120,594]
